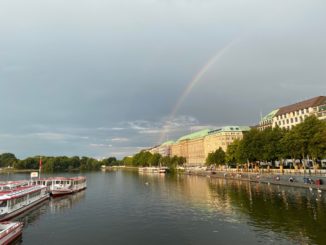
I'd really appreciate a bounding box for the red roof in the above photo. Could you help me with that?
[275,96,326,116]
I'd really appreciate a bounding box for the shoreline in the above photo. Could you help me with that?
[184,170,326,191]
[0,169,38,173]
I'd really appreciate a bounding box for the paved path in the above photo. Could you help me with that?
[185,170,326,191]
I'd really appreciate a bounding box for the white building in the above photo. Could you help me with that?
[272,96,326,130]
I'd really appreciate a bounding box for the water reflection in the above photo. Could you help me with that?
[49,190,86,214]
[138,172,325,245]
[206,178,326,245]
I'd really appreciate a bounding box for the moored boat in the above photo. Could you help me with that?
[138,167,167,174]
[0,185,49,221]
[0,221,23,245]
[32,176,87,197]
[0,180,30,191]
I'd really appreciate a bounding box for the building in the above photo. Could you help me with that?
[258,109,279,131]
[272,96,326,130]
[204,126,250,155]
[170,127,249,166]
[148,145,160,154]
[172,129,210,166]
[158,141,174,157]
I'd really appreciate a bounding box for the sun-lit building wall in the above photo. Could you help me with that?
[272,96,326,130]
[204,126,250,157]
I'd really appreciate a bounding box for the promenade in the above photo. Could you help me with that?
[185,168,326,191]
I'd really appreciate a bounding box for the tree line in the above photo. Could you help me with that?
[122,151,186,170]
[0,154,120,172]
[206,116,326,168]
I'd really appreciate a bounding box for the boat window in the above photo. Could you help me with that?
[0,200,7,207]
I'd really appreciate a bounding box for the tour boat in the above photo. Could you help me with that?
[32,176,87,197]
[138,167,166,174]
[0,185,49,221]
[0,221,24,245]
[0,180,30,191]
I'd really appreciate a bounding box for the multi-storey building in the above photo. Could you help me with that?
[272,96,326,130]
[204,126,250,155]
[158,141,174,157]
[172,129,210,166]
[169,127,249,166]
[258,109,279,131]
[148,145,160,154]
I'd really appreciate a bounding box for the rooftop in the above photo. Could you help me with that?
[260,109,279,122]
[161,140,175,146]
[275,96,326,116]
[208,126,251,135]
[176,129,211,142]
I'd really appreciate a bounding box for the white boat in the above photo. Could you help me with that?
[0,221,23,245]
[0,180,30,191]
[138,167,167,174]
[32,176,87,197]
[0,185,49,221]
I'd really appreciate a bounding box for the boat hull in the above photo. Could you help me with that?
[51,187,87,197]
[0,194,49,221]
[0,222,23,245]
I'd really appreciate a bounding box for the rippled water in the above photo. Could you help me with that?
[1,170,325,245]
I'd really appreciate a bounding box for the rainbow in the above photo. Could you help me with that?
[158,40,238,144]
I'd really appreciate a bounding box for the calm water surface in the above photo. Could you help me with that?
[1,171,326,245]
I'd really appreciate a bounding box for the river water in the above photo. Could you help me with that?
[1,170,325,245]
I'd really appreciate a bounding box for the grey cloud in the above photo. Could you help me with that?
[0,0,325,158]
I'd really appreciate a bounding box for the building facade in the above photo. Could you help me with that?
[258,109,279,131]
[158,141,174,157]
[168,127,249,166]
[204,126,250,155]
[272,96,326,130]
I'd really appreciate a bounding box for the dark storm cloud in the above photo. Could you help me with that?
[0,0,325,158]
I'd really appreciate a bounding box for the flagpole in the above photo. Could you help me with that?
[39,156,42,179]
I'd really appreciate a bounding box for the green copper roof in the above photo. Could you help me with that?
[176,129,210,142]
[208,126,250,135]
[261,109,279,122]
[161,140,174,146]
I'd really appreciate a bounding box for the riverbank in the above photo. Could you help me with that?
[184,169,326,191]
[0,168,37,173]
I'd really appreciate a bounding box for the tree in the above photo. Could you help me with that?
[0,153,17,168]
[205,147,226,166]
[226,139,240,164]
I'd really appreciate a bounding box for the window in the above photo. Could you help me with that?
[295,117,298,122]
[290,118,293,123]
[0,200,7,207]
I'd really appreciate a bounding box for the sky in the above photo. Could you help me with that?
[0,0,326,159]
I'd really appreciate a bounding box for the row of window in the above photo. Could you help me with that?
[277,108,310,120]
[276,116,306,126]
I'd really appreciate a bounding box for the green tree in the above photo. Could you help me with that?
[149,153,161,166]
[0,153,17,168]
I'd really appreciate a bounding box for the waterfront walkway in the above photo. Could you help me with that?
[185,169,326,191]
